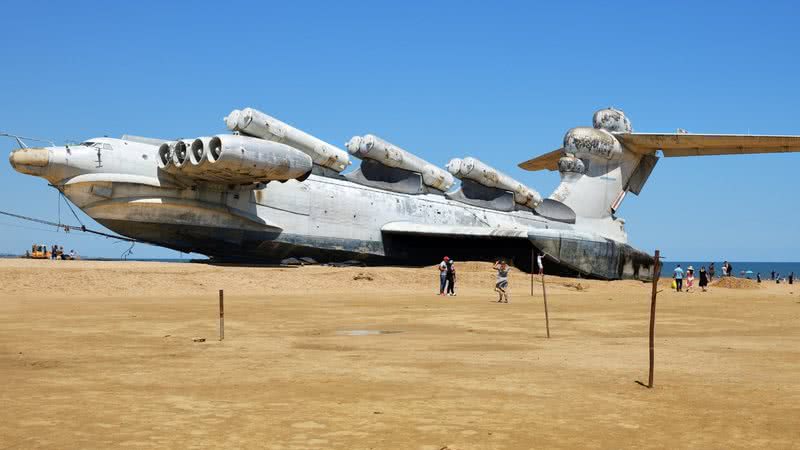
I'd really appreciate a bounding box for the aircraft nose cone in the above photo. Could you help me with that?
[9,147,49,172]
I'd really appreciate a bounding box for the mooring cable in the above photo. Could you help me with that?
[0,209,137,243]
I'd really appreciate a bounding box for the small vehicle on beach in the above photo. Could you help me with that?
[25,244,51,259]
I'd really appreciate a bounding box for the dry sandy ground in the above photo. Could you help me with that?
[0,259,798,449]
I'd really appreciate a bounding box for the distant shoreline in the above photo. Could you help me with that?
[0,255,198,263]
[2,255,798,274]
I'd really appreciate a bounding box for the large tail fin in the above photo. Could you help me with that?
[520,108,800,220]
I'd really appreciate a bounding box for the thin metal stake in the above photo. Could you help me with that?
[219,289,225,341]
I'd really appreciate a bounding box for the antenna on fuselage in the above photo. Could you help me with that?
[0,132,56,149]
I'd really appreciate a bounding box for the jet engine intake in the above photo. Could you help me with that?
[345,134,454,192]
[172,139,192,168]
[157,135,312,185]
[189,137,212,166]
[157,143,181,175]
[224,107,350,172]
[447,157,543,208]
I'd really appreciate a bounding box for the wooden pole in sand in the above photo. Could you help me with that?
[219,289,225,341]
[541,271,550,339]
[531,247,534,296]
[647,250,661,388]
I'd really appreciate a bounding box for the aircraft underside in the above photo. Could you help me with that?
[96,218,654,280]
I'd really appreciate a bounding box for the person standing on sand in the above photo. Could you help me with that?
[446,259,456,296]
[709,262,716,280]
[673,264,684,292]
[699,266,709,292]
[686,266,695,293]
[727,262,733,277]
[789,272,794,285]
[438,256,450,296]
[757,273,762,283]
[771,271,775,281]
[493,260,510,303]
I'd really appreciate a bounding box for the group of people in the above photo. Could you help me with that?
[673,264,710,292]
[51,245,77,260]
[437,254,544,303]
[438,256,457,296]
[673,262,729,292]
[765,271,795,284]
[673,261,737,293]
[674,261,796,291]
[719,261,734,277]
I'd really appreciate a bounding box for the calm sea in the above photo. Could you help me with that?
[661,261,800,278]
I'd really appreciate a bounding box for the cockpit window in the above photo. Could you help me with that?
[79,141,112,150]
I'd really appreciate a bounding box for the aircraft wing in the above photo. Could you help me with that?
[615,133,800,157]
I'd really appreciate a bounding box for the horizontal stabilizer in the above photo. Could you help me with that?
[616,133,800,157]
[517,148,561,171]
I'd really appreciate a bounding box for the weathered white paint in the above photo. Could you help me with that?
[447,157,543,208]
[225,108,350,172]
[346,134,454,191]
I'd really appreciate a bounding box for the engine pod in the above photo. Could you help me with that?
[592,108,632,133]
[224,107,350,172]
[563,127,623,161]
[447,156,543,208]
[558,155,585,174]
[345,134,454,191]
[190,134,313,184]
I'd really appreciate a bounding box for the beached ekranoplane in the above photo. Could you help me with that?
[7,107,800,279]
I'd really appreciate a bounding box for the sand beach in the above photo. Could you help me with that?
[0,259,798,449]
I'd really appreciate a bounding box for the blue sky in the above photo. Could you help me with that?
[1,0,798,261]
